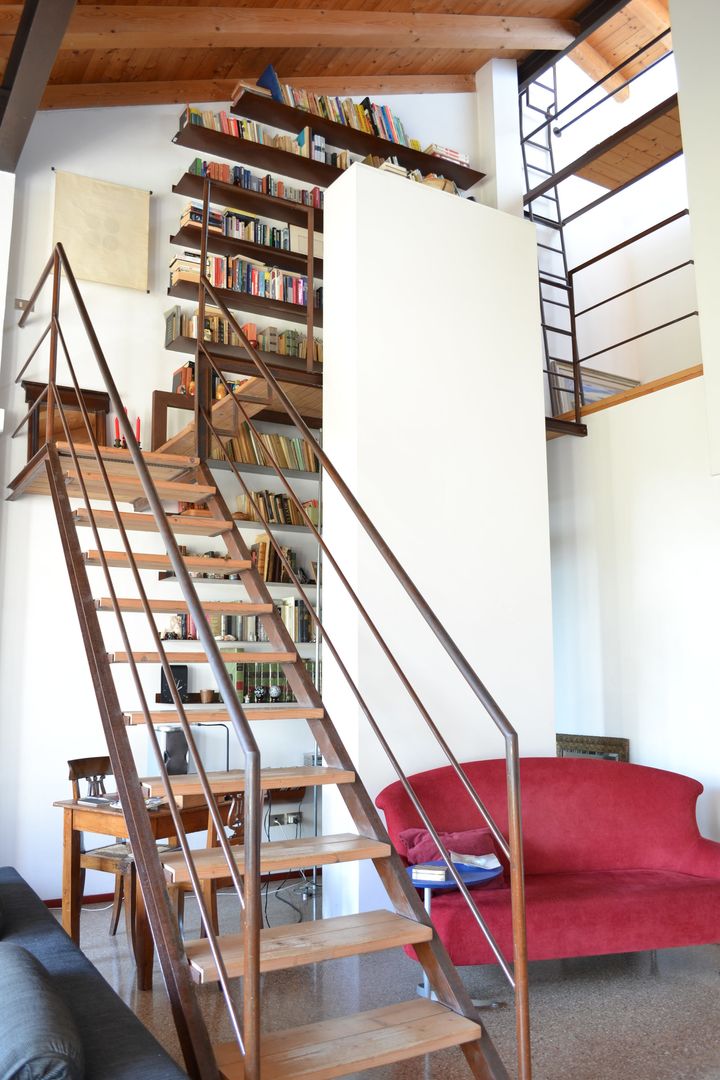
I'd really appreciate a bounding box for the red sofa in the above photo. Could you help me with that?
[376,757,720,965]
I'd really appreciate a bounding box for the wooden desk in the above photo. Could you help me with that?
[54,799,211,990]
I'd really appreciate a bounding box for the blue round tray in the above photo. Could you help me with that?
[408,860,503,890]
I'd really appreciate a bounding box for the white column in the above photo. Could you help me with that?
[474,59,524,216]
[669,0,720,473]
[321,164,555,916]
[0,169,16,432]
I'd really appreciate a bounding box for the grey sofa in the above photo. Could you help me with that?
[0,866,187,1079]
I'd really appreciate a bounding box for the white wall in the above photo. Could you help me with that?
[321,164,556,917]
[670,0,720,475]
[0,95,478,899]
[547,376,720,837]
[0,169,16,430]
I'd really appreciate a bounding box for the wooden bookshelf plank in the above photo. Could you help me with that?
[232,89,485,191]
[171,224,323,279]
[168,280,322,328]
[166,336,323,386]
[173,172,324,232]
[174,123,342,189]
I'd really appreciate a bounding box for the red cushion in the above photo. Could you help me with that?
[399,826,495,865]
[404,870,720,966]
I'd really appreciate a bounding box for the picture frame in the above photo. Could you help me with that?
[550,360,640,416]
[556,733,630,762]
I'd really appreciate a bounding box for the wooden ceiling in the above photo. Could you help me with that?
[0,0,664,110]
[0,0,671,111]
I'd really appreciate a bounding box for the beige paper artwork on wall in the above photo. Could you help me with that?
[53,171,150,292]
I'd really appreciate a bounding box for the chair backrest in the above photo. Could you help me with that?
[376,757,705,874]
[68,755,113,801]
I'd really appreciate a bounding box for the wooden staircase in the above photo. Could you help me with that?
[9,438,501,1080]
[9,244,528,1080]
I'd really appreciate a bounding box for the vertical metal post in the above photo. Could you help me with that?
[568,272,583,423]
[195,179,212,460]
[305,205,315,370]
[45,248,60,444]
[242,753,262,1080]
[505,742,531,1080]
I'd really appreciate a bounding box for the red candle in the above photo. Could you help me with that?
[114,416,120,442]
[136,416,141,442]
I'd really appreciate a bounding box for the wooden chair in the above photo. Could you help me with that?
[68,756,135,938]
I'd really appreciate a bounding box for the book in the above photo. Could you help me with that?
[411,862,451,882]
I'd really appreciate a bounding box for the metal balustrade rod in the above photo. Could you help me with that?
[203,358,512,860]
[554,48,674,137]
[14,320,51,384]
[50,345,250,1055]
[574,260,695,318]
[52,388,246,1051]
[578,311,699,364]
[47,254,262,1073]
[11,383,48,438]
[203,407,516,986]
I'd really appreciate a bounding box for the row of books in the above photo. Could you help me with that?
[183,205,324,260]
[211,422,320,474]
[164,305,322,362]
[181,108,352,171]
[255,64,470,166]
[255,66,418,149]
[203,598,315,644]
[361,155,459,194]
[189,157,324,210]
[170,251,322,309]
[235,490,320,528]
[225,658,319,704]
[251,533,299,584]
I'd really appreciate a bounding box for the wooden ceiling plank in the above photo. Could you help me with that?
[0,0,76,171]
[569,40,629,101]
[57,8,578,52]
[41,71,476,109]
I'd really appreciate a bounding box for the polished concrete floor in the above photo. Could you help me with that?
[61,887,720,1079]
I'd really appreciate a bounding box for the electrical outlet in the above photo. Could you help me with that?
[270,813,287,826]
[287,811,303,825]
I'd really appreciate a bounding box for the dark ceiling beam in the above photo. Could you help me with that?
[0,0,76,172]
[517,0,632,92]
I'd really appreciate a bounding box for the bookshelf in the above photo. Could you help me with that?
[170,224,323,279]
[172,172,325,231]
[209,459,320,483]
[167,278,322,328]
[231,89,485,191]
[166,335,323,383]
[174,122,343,189]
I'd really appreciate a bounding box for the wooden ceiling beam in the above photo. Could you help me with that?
[0,7,578,52]
[570,40,630,101]
[40,73,476,109]
[518,0,630,91]
[0,0,76,171]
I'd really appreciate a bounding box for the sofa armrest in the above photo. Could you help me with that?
[671,837,720,878]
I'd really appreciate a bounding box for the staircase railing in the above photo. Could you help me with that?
[192,179,532,1079]
[15,244,263,1080]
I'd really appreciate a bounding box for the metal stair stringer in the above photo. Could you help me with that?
[44,443,219,1080]
[193,463,510,1080]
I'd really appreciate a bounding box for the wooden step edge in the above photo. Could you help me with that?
[161,832,383,883]
[185,910,434,983]
[83,550,251,571]
[73,509,235,536]
[144,767,355,803]
[214,998,482,1079]
[123,705,325,725]
[96,598,274,615]
[108,650,297,665]
[64,469,216,496]
[56,441,200,470]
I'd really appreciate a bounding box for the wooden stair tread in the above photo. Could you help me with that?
[185,910,433,983]
[143,766,354,803]
[161,833,390,883]
[96,598,273,615]
[109,650,296,664]
[74,508,233,537]
[64,470,214,505]
[83,550,250,572]
[124,704,324,725]
[214,999,481,1079]
[55,442,199,479]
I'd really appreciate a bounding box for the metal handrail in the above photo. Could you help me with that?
[16,244,264,1079]
[193,260,531,1076]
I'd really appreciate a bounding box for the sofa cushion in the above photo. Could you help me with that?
[399,826,494,864]
[0,942,84,1080]
[408,869,720,966]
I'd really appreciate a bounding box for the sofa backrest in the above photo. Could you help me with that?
[375,757,704,874]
